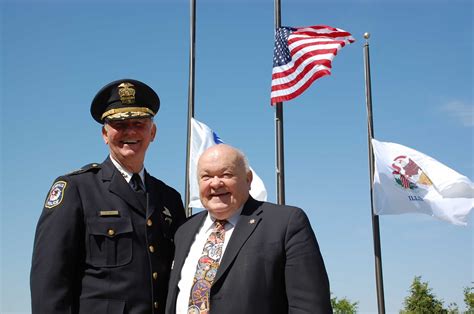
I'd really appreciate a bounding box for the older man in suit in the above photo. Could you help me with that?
[166,144,332,314]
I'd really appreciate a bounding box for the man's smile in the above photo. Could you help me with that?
[210,191,230,198]
[121,140,140,145]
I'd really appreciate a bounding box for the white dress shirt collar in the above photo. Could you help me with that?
[109,155,145,184]
[204,206,243,230]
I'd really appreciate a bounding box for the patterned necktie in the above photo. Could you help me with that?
[188,220,227,314]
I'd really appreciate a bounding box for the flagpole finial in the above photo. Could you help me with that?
[363,32,370,40]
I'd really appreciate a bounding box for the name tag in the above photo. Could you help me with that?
[99,210,120,217]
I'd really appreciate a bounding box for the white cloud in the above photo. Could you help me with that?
[441,101,474,127]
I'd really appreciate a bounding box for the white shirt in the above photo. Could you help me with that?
[109,155,146,191]
[176,208,242,314]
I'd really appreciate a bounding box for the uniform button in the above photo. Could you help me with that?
[148,245,155,253]
[153,272,158,280]
[107,229,115,236]
[154,301,158,309]
[147,219,153,227]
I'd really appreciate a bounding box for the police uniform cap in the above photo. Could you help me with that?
[90,79,160,124]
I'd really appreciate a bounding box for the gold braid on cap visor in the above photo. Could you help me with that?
[101,107,155,120]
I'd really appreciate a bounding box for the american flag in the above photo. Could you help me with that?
[271,25,354,104]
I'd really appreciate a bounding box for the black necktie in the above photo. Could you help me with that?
[130,173,145,194]
[130,173,147,212]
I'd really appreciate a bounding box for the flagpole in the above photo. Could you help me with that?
[274,0,286,205]
[363,32,386,314]
[185,0,197,217]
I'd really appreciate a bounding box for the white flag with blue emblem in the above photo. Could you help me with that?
[189,118,267,208]
[372,139,473,225]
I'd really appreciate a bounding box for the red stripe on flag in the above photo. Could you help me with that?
[290,46,339,58]
[287,38,349,48]
[294,28,353,38]
[271,70,331,103]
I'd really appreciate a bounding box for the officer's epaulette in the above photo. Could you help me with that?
[66,163,101,176]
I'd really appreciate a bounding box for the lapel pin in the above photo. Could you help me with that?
[249,219,255,224]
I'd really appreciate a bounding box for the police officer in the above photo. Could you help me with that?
[31,79,186,314]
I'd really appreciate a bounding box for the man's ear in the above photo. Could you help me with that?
[247,170,253,189]
[102,125,109,144]
[150,123,157,142]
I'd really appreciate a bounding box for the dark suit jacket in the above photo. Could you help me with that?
[166,197,332,314]
[31,157,186,314]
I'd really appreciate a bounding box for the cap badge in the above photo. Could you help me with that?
[118,82,136,104]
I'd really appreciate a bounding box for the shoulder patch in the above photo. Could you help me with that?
[45,181,67,208]
[67,163,101,176]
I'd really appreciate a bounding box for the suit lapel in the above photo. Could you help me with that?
[102,157,145,214]
[172,212,207,281]
[213,197,262,284]
[168,213,204,314]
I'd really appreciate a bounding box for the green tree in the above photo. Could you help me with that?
[465,284,474,313]
[400,276,446,314]
[446,302,459,314]
[331,295,358,314]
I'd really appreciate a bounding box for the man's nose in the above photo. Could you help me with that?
[209,176,223,188]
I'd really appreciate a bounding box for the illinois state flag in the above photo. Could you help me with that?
[372,139,473,225]
[189,118,267,208]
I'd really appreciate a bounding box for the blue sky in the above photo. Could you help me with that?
[1,0,472,313]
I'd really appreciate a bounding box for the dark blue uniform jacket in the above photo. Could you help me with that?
[31,157,186,314]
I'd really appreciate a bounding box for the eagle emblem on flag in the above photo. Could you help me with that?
[391,155,433,190]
